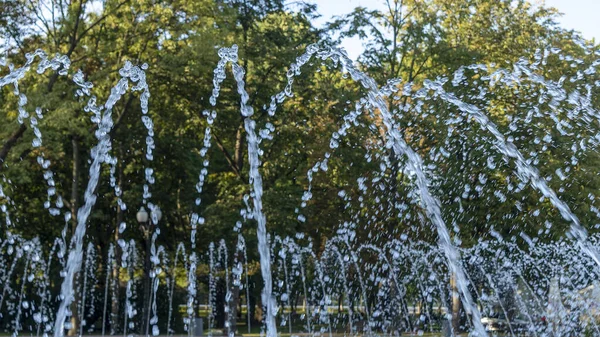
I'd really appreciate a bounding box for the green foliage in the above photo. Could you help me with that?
[1,0,600,332]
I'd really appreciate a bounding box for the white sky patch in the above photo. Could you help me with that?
[310,0,599,60]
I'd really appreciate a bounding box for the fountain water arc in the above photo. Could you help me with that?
[1,42,600,337]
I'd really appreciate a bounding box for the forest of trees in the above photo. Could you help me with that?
[1,0,600,335]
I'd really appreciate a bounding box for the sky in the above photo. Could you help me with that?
[309,0,600,60]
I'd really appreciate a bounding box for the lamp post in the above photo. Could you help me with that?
[136,206,149,224]
[136,206,163,224]
[137,206,161,336]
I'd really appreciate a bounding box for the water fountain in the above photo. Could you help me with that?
[1,39,600,337]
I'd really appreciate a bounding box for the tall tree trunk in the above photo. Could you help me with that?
[111,145,125,334]
[141,226,152,336]
[450,272,461,333]
[215,278,226,329]
[68,136,81,336]
[234,123,245,173]
[225,251,242,337]
[0,124,27,170]
[110,236,121,334]
[249,291,258,326]
[401,294,413,332]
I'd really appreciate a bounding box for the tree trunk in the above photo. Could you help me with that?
[68,136,81,336]
[450,272,461,333]
[111,145,125,334]
[225,277,240,337]
[234,123,244,173]
[110,248,120,334]
[249,291,258,326]
[0,124,27,170]
[70,136,81,242]
[401,294,413,332]
[141,227,152,336]
[216,278,226,329]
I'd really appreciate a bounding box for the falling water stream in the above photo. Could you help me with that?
[1,42,600,337]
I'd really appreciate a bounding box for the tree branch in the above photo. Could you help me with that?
[212,131,243,180]
[76,0,129,46]
[0,124,27,169]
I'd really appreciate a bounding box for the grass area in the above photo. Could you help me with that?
[186,329,465,337]
[202,322,462,337]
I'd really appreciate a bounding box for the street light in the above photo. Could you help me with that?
[136,206,162,225]
[136,206,149,223]
[136,205,162,337]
